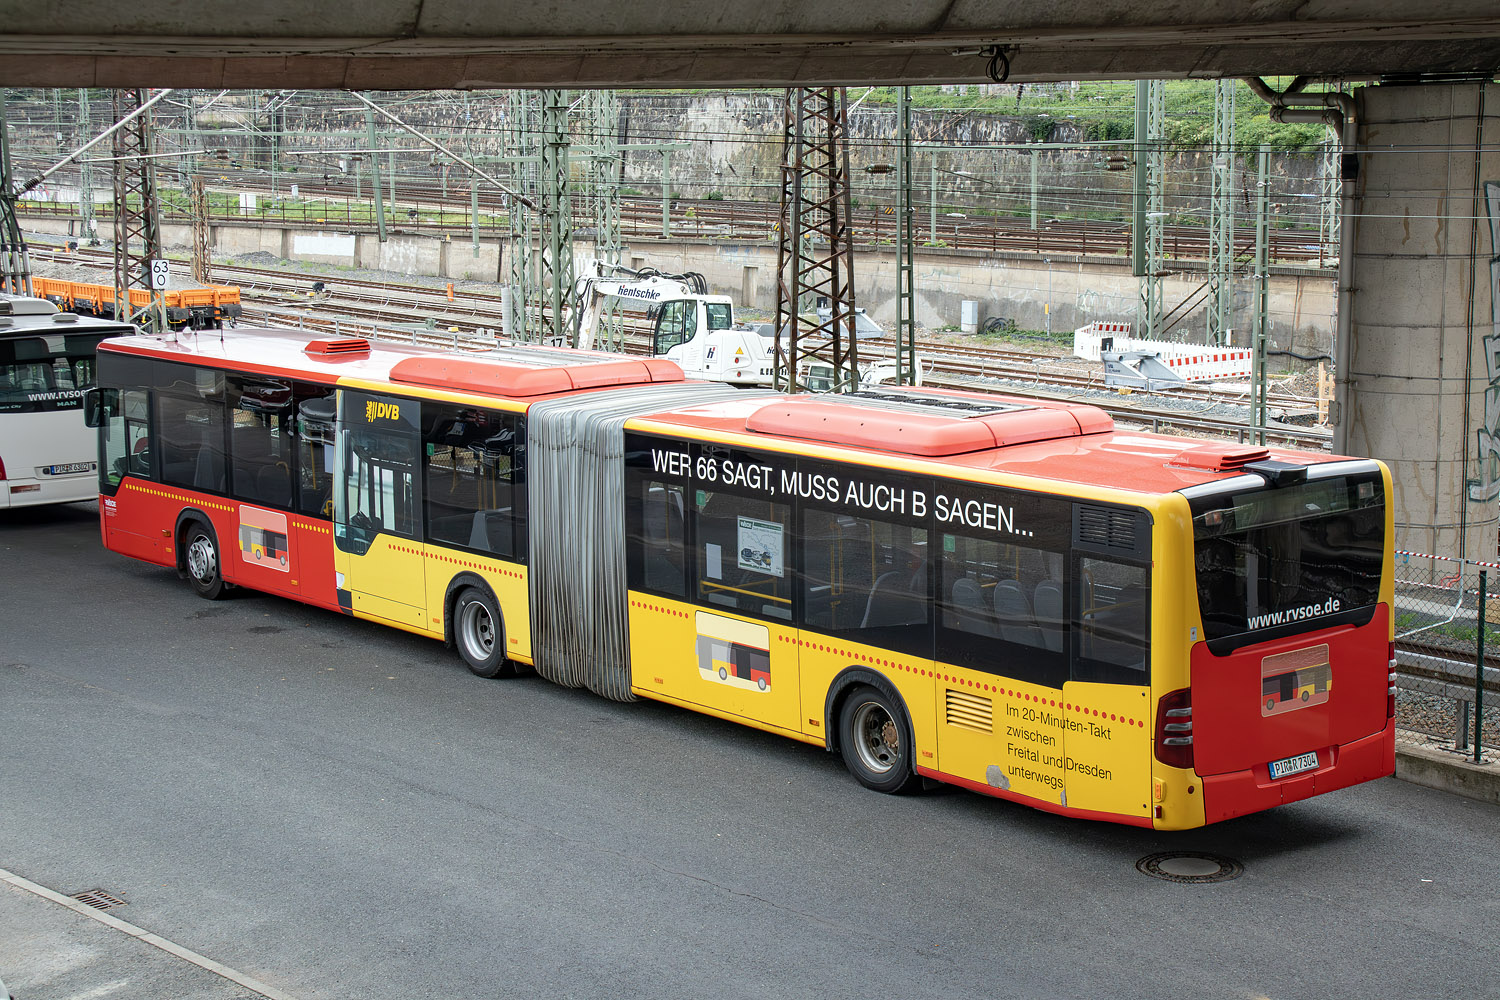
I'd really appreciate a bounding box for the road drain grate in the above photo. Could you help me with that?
[70,889,128,910]
[1136,852,1243,883]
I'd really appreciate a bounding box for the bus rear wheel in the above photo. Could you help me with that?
[455,587,511,678]
[838,686,920,794]
[183,522,226,600]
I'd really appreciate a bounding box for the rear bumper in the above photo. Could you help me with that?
[2,473,97,508]
[1199,718,1396,824]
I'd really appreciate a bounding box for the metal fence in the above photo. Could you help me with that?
[1393,551,1498,762]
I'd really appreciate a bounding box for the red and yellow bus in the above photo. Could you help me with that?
[86,326,1396,829]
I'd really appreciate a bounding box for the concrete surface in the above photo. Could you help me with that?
[1,3,1498,87]
[0,872,287,1000]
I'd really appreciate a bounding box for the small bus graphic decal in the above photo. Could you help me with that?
[695,611,771,692]
[1260,644,1331,716]
[238,506,291,572]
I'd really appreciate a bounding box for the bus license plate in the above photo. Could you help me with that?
[1269,751,1320,780]
[44,462,94,475]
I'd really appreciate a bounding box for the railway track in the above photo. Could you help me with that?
[22,167,1335,266]
[27,242,1331,449]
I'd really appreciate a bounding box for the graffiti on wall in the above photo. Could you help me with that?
[1469,182,1500,502]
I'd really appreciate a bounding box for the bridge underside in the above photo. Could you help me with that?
[2,5,1500,87]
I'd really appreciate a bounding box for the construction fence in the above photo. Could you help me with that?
[1394,551,1499,763]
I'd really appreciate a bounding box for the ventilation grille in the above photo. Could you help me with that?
[1077,505,1138,551]
[946,689,993,733]
[304,337,371,356]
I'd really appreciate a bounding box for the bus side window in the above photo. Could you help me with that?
[693,488,792,619]
[1073,557,1149,684]
[630,481,687,597]
[423,402,520,558]
[802,508,929,656]
[938,533,1066,688]
[295,385,336,518]
[155,363,226,495]
[228,377,294,509]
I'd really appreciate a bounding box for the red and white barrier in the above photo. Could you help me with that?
[1075,322,1252,383]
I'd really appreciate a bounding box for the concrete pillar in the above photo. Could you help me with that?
[1348,82,1499,560]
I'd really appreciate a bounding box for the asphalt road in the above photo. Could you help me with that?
[3,502,1498,1000]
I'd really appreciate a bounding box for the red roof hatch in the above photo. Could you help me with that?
[1169,442,1272,472]
[388,355,684,398]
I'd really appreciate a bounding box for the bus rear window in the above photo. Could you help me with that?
[0,333,110,413]
[1189,468,1385,651]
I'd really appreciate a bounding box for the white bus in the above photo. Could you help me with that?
[1,294,134,508]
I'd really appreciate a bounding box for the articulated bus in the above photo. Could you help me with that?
[86,326,1396,829]
[1,294,133,507]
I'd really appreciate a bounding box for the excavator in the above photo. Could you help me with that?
[569,258,922,390]
[569,259,774,386]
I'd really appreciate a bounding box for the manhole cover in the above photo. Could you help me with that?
[1136,852,1243,883]
[69,889,128,910]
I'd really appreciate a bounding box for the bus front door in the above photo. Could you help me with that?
[333,391,428,629]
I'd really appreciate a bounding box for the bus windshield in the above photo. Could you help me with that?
[1188,464,1385,651]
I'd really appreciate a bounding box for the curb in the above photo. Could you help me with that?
[1396,743,1499,807]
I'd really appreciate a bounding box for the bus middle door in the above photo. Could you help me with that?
[333,390,427,629]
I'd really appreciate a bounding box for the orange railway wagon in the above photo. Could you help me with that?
[86,326,1396,829]
[34,277,241,330]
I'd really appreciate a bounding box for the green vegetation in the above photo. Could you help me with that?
[849,80,1333,153]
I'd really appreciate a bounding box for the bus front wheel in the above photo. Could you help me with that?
[838,686,920,794]
[455,587,511,678]
[183,522,226,600]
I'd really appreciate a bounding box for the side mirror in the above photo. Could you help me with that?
[83,387,115,428]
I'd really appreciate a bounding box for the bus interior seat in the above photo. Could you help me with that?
[861,570,926,628]
[467,508,514,556]
[950,577,997,636]
[994,579,1046,648]
[1033,580,1064,652]
[256,465,292,508]
[193,439,227,493]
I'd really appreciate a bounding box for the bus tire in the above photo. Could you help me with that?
[838,685,920,794]
[454,586,509,678]
[183,521,227,601]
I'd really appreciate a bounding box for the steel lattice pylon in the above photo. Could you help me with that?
[1319,130,1342,265]
[506,90,541,342]
[112,88,164,330]
[0,92,34,296]
[774,88,859,393]
[77,88,99,245]
[584,90,627,352]
[540,90,574,346]
[1133,80,1165,340]
[1207,79,1236,346]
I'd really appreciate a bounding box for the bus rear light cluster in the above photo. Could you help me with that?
[1154,688,1194,770]
[0,456,6,479]
[1387,640,1398,719]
